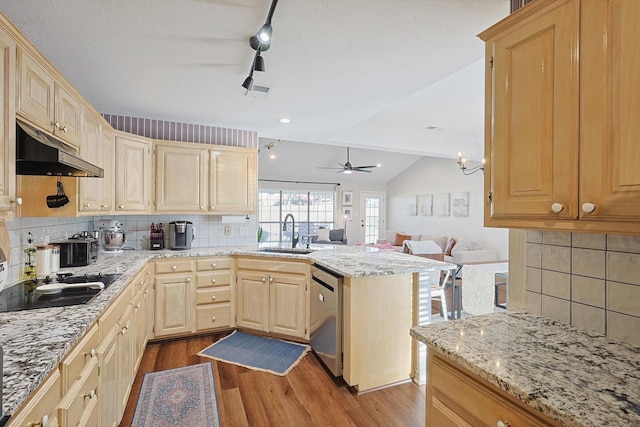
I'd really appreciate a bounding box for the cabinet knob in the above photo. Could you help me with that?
[32,414,49,426]
[134,303,140,310]
[83,389,96,400]
[211,263,217,268]
[186,277,191,282]
[101,204,107,209]
[11,197,22,205]
[211,316,216,322]
[62,126,68,132]
[582,202,596,213]
[84,348,96,358]
[262,277,267,283]
[144,290,148,296]
[269,277,274,283]
[172,265,177,270]
[211,278,216,284]
[550,202,564,213]
[200,206,205,210]
[212,295,216,300]
[496,420,510,427]
[210,205,215,210]
[84,203,91,208]
[119,204,125,209]
[54,121,60,128]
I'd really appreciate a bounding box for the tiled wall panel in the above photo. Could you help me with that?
[525,230,640,346]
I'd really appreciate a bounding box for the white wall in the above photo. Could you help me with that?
[386,156,508,258]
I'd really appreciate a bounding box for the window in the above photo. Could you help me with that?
[258,190,335,245]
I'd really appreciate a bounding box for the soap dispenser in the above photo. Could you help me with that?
[22,232,36,281]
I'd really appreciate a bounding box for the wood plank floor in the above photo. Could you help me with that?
[120,332,426,427]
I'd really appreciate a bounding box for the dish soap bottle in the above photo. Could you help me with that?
[22,232,36,283]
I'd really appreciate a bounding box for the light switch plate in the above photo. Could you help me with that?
[224,225,232,236]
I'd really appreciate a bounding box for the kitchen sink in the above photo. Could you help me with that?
[258,248,313,255]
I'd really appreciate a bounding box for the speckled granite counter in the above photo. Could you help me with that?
[410,311,640,427]
[1,245,454,416]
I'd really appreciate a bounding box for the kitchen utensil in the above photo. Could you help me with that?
[36,281,105,295]
[35,245,52,277]
[169,221,193,250]
[46,177,70,208]
[102,230,126,252]
[149,223,164,250]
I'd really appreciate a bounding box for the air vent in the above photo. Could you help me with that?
[250,84,272,98]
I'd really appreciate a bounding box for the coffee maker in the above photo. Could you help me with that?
[169,221,194,250]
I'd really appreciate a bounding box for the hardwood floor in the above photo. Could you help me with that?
[120,332,426,427]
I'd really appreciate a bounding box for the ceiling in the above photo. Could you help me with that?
[0,0,509,183]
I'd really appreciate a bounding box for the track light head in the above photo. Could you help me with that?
[254,52,265,72]
[241,75,254,91]
[257,24,272,43]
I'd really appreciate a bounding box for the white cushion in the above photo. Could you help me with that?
[404,240,442,255]
[316,229,330,241]
[451,240,478,254]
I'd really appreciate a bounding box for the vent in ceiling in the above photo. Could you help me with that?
[250,84,272,98]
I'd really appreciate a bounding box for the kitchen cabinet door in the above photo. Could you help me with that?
[17,46,55,132]
[100,126,115,213]
[270,272,306,338]
[483,0,579,221]
[154,273,194,337]
[579,0,640,221]
[235,271,269,332]
[209,147,257,214]
[78,110,101,213]
[98,327,119,427]
[154,142,208,212]
[117,304,135,418]
[0,26,16,219]
[5,369,61,427]
[115,132,151,212]
[54,83,82,149]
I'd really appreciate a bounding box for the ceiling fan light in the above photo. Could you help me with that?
[241,75,254,91]
[343,170,352,175]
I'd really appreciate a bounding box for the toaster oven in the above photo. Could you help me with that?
[52,237,99,267]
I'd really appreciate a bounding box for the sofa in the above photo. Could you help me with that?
[379,230,499,265]
[313,228,347,245]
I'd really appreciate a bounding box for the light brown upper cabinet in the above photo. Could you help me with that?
[153,140,257,215]
[115,132,151,213]
[479,0,640,235]
[0,24,16,220]
[17,46,82,150]
[78,111,114,214]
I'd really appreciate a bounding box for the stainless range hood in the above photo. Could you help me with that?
[16,120,103,177]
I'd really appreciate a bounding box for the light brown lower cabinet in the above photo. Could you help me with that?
[426,350,562,427]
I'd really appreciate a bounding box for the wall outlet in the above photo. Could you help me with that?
[239,227,248,236]
[224,225,232,236]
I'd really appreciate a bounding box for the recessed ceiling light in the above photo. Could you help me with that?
[278,118,291,124]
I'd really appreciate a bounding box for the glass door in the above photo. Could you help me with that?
[358,191,385,244]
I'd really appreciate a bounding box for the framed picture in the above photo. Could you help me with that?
[342,191,353,206]
[434,193,450,217]
[342,206,352,221]
[452,192,469,217]
[408,195,418,216]
[418,194,433,216]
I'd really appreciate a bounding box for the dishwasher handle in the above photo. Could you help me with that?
[312,275,335,293]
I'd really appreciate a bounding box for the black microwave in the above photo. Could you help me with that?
[53,238,99,267]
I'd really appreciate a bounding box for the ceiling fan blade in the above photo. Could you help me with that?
[352,168,372,173]
[353,165,377,169]
[317,166,344,170]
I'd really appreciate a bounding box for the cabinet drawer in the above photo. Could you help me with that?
[196,303,231,330]
[99,284,132,339]
[59,358,99,427]
[60,323,99,394]
[155,258,193,274]
[430,355,559,427]
[196,286,230,305]
[6,369,60,427]
[196,271,231,288]
[236,257,308,275]
[196,257,231,271]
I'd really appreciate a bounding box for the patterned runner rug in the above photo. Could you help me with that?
[198,330,310,376]
[131,363,220,427]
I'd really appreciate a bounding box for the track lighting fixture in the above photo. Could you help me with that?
[241,0,279,91]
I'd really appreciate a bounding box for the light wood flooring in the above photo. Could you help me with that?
[120,332,426,427]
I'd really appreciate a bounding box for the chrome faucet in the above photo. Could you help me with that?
[283,214,298,248]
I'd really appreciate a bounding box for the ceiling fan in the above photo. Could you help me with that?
[318,147,378,174]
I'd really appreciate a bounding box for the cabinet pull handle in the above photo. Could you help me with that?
[582,202,596,213]
[84,348,96,358]
[11,197,23,205]
[200,206,205,210]
[211,263,217,268]
[210,205,215,210]
[262,277,267,282]
[83,389,96,399]
[550,202,563,213]
[211,316,216,322]
[269,277,274,283]
[172,265,177,270]
[54,121,60,129]
[496,420,510,427]
[186,277,191,282]
[211,278,216,284]
[144,290,148,296]
[31,414,49,426]
[101,204,107,209]
[212,295,216,300]
[119,204,125,209]
[134,303,140,310]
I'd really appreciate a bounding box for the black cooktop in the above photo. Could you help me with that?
[0,273,121,313]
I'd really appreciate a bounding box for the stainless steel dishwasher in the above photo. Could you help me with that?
[310,264,343,376]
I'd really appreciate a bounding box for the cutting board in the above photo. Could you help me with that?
[0,220,9,263]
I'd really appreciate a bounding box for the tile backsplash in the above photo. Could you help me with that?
[525,230,640,346]
[4,215,258,286]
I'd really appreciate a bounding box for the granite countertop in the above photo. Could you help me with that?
[1,245,454,415]
[410,311,640,427]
